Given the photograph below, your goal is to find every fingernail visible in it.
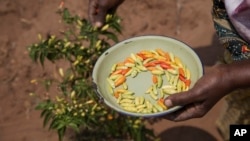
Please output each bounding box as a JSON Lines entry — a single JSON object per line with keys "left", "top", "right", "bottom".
{"left": 164, "top": 99, "right": 173, "bottom": 107}
{"left": 95, "top": 22, "right": 102, "bottom": 28}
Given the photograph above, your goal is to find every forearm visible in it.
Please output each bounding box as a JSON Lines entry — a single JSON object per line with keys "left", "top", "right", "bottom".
{"left": 218, "top": 59, "right": 250, "bottom": 92}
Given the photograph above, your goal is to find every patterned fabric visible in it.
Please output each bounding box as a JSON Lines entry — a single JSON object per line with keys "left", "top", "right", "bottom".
{"left": 212, "top": 0, "right": 250, "bottom": 141}
{"left": 212, "top": 0, "right": 250, "bottom": 61}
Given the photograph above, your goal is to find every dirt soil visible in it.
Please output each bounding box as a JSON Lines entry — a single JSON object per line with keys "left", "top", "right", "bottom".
{"left": 0, "top": 0, "right": 225, "bottom": 141}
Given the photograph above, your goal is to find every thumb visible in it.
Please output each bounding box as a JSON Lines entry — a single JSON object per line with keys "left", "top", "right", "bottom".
{"left": 88, "top": 0, "right": 107, "bottom": 28}
{"left": 92, "top": 8, "right": 107, "bottom": 27}
{"left": 164, "top": 90, "right": 197, "bottom": 108}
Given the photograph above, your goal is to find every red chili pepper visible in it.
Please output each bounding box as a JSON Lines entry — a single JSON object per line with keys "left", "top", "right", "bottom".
{"left": 159, "top": 64, "right": 170, "bottom": 69}
{"left": 241, "top": 45, "right": 250, "bottom": 53}
{"left": 178, "top": 68, "right": 185, "bottom": 78}
{"left": 121, "top": 68, "right": 131, "bottom": 75}
{"left": 144, "top": 62, "right": 157, "bottom": 67}
{"left": 179, "top": 75, "right": 191, "bottom": 87}
{"left": 136, "top": 53, "right": 147, "bottom": 60}
{"left": 179, "top": 74, "right": 186, "bottom": 82}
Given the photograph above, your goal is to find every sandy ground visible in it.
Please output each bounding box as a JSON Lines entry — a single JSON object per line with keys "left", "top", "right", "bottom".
{"left": 0, "top": 0, "right": 225, "bottom": 141}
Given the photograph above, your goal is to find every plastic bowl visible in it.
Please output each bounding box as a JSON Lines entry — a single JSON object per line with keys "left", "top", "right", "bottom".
{"left": 92, "top": 35, "right": 203, "bottom": 117}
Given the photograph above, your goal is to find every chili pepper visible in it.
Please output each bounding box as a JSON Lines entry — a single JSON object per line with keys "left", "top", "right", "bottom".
{"left": 178, "top": 68, "right": 185, "bottom": 78}
{"left": 115, "top": 75, "right": 126, "bottom": 87}
{"left": 101, "top": 24, "right": 109, "bottom": 31}
{"left": 156, "top": 48, "right": 166, "bottom": 56}
{"left": 146, "top": 67, "right": 156, "bottom": 71}
{"left": 160, "top": 63, "right": 172, "bottom": 70}
{"left": 114, "top": 91, "right": 120, "bottom": 99}
{"left": 157, "top": 99, "right": 167, "bottom": 109}
{"left": 136, "top": 53, "right": 147, "bottom": 60}
{"left": 144, "top": 62, "right": 157, "bottom": 67}
{"left": 179, "top": 75, "right": 191, "bottom": 87}
{"left": 124, "top": 57, "right": 134, "bottom": 63}
{"left": 179, "top": 74, "right": 186, "bottom": 82}
{"left": 184, "top": 79, "right": 191, "bottom": 87}
{"left": 152, "top": 75, "right": 158, "bottom": 84}
{"left": 110, "top": 69, "right": 123, "bottom": 76}
{"left": 242, "top": 45, "right": 250, "bottom": 53}
{"left": 151, "top": 70, "right": 165, "bottom": 75}
{"left": 121, "top": 68, "right": 131, "bottom": 75}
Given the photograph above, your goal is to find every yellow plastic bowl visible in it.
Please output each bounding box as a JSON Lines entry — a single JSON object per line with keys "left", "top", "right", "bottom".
{"left": 92, "top": 35, "right": 203, "bottom": 117}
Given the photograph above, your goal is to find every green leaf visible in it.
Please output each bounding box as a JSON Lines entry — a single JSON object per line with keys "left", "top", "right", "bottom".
{"left": 58, "top": 127, "right": 66, "bottom": 141}
{"left": 49, "top": 119, "right": 59, "bottom": 130}
{"left": 62, "top": 8, "right": 75, "bottom": 24}
{"left": 56, "top": 122, "right": 66, "bottom": 130}
{"left": 28, "top": 47, "right": 39, "bottom": 62}
{"left": 39, "top": 52, "right": 45, "bottom": 66}
{"left": 102, "top": 31, "right": 119, "bottom": 42}
{"left": 111, "top": 22, "right": 122, "bottom": 33}
{"left": 43, "top": 111, "right": 53, "bottom": 127}
{"left": 68, "top": 123, "right": 80, "bottom": 132}
{"left": 35, "top": 101, "right": 51, "bottom": 110}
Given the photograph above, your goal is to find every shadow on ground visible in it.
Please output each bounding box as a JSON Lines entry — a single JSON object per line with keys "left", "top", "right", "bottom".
{"left": 193, "top": 34, "right": 224, "bottom": 66}
{"left": 158, "top": 125, "right": 217, "bottom": 141}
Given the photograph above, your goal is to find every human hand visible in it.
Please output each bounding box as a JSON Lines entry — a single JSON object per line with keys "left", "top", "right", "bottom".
{"left": 88, "top": 0, "right": 124, "bottom": 27}
{"left": 163, "top": 65, "right": 232, "bottom": 121}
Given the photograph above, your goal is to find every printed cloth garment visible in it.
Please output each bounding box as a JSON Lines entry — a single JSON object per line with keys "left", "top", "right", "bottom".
{"left": 213, "top": 0, "right": 250, "bottom": 61}
{"left": 224, "top": 0, "right": 250, "bottom": 43}
{"left": 212, "top": 0, "right": 250, "bottom": 141}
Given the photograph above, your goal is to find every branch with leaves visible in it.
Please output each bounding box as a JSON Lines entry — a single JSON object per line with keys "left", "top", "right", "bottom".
{"left": 28, "top": 8, "right": 157, "bottom": 141}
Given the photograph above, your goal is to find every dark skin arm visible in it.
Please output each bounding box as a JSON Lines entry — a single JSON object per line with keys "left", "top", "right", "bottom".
{"left": 88, "top": 0, "right": 250, "bottom": 121}
{"left": 164, "top": 59, "right": 250, "bottom": 121}
{"left": 88, "top": 0, "right": 125, "bottom": 27}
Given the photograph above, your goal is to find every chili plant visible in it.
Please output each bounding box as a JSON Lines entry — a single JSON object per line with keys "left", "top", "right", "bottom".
{"left": 28, "top": 7, "right": 157, "bottom": 141}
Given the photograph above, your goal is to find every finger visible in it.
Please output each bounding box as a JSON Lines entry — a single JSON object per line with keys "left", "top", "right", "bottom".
{"left": 92, "top": 8, "right": 107, "bottom": 27}
{"left": 88, "top": 0, "right": 107, "bottom": 27}
{"left": 164, "top": 90, "right": 198, "bottom": 108}
{"left": 164, "top": 103, "right": 205, "bottom": 121}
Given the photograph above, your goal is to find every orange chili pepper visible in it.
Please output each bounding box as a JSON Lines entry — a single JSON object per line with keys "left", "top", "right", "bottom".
{"left": 116, "top": 62, "right": 125, "bottom": 66}
{"left": 156, "top": 48, "right": 166, "bottom": 56}
{"left": 146, "top": 67, "right": 156, "bottom": 71}
{"left": 124, "top": 57, "right": 134, "bottom": 63}
{"left": 185, "top": 79, "right": 191, "bottom": 87}
{"left": 164, "top": 52, "right": 171, "bottom": 61}
{"left": 159, "top": 98, "right": 164, "bottom": 103}
{"left": 114, "top": 91, "right": 120, "bottom": 99}
{"left": 121, "top": 68, "right": 131, "bottom": 75}
{"left": 115, "top": 75, "right": 126, "bottom": 87}
{"left": 110, "top": 69, "right": 123, "bottom": 76}
{"left": 150, "top": 60, "right": 161, "bottom": 64}
{"left": 157, "top": 98, "right": 167, "bottom": 109}
{"left": 152, "top": 75, "right": 158, "bottom": 84}
{"left": 136, "top": 53, "right": 147, "bottom": 60}
{"left": 144, "top": 62, "right": 157, "bottom": 67}
{"left": 144, "top": 53, "right": 154, "bottom": 58}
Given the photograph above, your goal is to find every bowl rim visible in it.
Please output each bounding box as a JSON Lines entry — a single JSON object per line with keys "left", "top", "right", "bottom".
{"left": 92, "top": 35, "right": 204, "bottom": 117}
